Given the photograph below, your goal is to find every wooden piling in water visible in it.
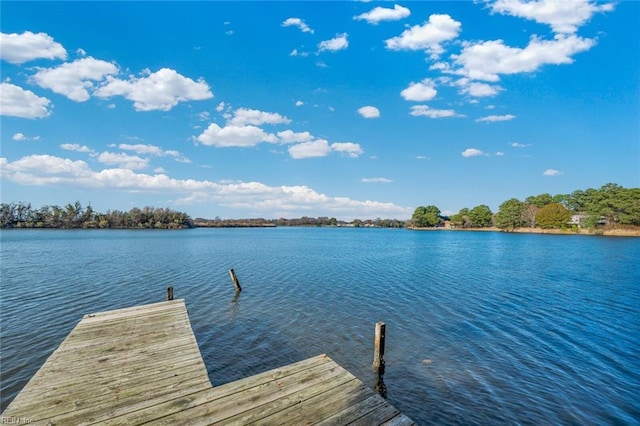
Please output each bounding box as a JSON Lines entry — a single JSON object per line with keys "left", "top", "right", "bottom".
{"left": 228, "top": 268, "right": 242, "bottom": 292}
{"left": 167, "top": 286, "right": 174, "bottom": 301}
{"left": 373, "top": 321, "right": 386, "bottom": 374}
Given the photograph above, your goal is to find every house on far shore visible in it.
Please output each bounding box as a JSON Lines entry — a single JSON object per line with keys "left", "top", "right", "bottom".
{"left": 570, "top": 214, "right": 606, "bottom": 227}
{"left": 570, "top": 214, "right": 587, "bottom": 226}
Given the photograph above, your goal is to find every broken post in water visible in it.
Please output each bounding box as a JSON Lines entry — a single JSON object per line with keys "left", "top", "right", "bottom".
{"left": 167, "top": 286, "right": 174, "bottom": 301}
{"left": 229, "top": 268, "right": 242, "bottom": 292}
{"left": 373, "top": 321, "right": 386, "bottom": 374}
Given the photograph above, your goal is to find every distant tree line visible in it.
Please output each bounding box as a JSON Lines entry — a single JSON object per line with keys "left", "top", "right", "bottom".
{"left": 193, "top": 217, "right": 277, "bottom": 228}
{"left": 0, "top": 201, "right": 194, "bottom": 229}
{"left": 7, "top": 183, "right": 635, "bottom": 231}
{"left": 1, "top": 202, "right": 405, "bottom": 230}
{"left": 272, "top": 216, "right": 405, "bottom": 228}
{"left": 194, "top": 216, "right": 406, "bottom": 228}
{"left": 412, "top": 183, "right": 640, "bottom": 230}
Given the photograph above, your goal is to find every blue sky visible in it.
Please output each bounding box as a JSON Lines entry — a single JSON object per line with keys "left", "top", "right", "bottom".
{"left": 1, "top": 1, "right": 638, "bottom": 220}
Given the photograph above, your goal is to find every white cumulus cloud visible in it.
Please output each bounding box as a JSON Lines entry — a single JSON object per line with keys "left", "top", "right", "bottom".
{"left": 1, "top": 155, "right": 93, "bottom": 181}
{"left": 277, "top": 130, "right": 314, "bottom": 144}
{"left": 410, "top": 105, "right": 457, "bottom": 118}
{"left": 12, "top": 133, "right": 41, "bottom": 142}
{"left": 119, "top": 143, "right": 168, "bottom": 156}
{"left": 447, "top": 34, "right": 595, "bottom": 82}
{"left": 197, "top": 123, "right": 278, "bottom": 147}
{"left": 401, "top": 79, "right": 437, "bottom": 102}
{"left": 118, "top": 144, "right": 190, "bottom": 163}
{"left": 282, "top": 17, "right": 314, "bottom": 33}
{"left": 95, "top": 68, "right": 213, "bottom": 111}
{"left": 318, "top": 33, "right": 349, "bottom": 52}
{"left": 60, "top": 143, "right": 95, "bottom": 153}
{"left": 32, "top": 57, "right": 119, "bottom": 102}
{"left": 491, "top": 0, "right": 614, "bottom": 34}
{"left": 476, "top": 114, "right": 515, "bottom": 122}
{"left": 331, "top": 142, "right": 364, "bottom": 158}
{"left": 97, "top": 152, "right": 149, "bottom": 170}
{"left": 357, "top": 105, "right": 380, "bottom": 118}
{"left": 543, "top": 168, "right": 561, "bottom": 176}
{"left": 290, "top": 49, "right": 310, "bottom": 58}
{"left": 0, "top": 155, "right": 413, "bottom": 219}
{"left": 362, "top": 177, "right": 393, "bottom": 183}
{"left": 288, "top": 140, "right": 332, "bottom": 159}
{"left": 385, "top": 14, "right": 461, "bottom": 57}
{"left": 354, "top": 4, "right": 411, "bottom": 24}
{"left": 0, "top": 82, "right": 52, "bottom": 118}
{"left": 0, "top": 31, "right": 67, "bottom": 64}
{"left": 229, "top": 108, "right": 291, "bottom": 126}
{"left": 456, "top": 78, "right": 502, "bottom": 97}
{"left": 462, "top": 148, "right": 485, "bottom": 157}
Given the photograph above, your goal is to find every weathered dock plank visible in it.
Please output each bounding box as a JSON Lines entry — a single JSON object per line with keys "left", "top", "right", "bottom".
{"left": 105, "top": 353, "right": 415, "bottom": 426}
{"left": 2, "top": 299, "right": 415, "bottom": 426}
{"left": 2, "top": 299, "right": 211, "bottom": 425}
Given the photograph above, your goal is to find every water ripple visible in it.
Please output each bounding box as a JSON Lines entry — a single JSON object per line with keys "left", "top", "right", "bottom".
{"left": 1, "top": 228, "right": 639, "bottom": 425}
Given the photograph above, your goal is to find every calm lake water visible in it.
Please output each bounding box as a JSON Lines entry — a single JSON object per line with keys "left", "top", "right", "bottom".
{"left": 1, "top": 228, "right": 639, "bottom": 424}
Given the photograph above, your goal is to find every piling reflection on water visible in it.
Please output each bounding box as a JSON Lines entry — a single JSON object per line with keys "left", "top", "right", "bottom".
{"left": 375, "top": 373, "right": 388, "bottom": 399}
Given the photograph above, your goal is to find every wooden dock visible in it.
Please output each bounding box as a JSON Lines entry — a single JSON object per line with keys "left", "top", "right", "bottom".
{"left": 2, "top": 299, "right": 415, "bottom": 425}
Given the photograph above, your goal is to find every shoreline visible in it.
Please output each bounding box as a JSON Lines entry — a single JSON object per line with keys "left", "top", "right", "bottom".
{"left": 412, "top": 226, "right": 640, "bottom": 237}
